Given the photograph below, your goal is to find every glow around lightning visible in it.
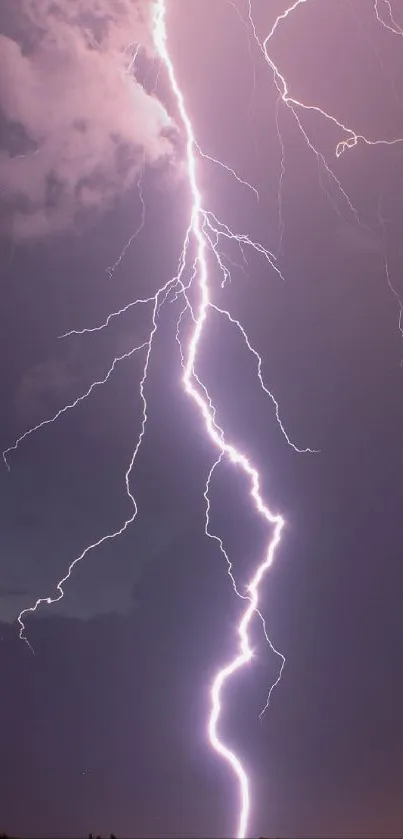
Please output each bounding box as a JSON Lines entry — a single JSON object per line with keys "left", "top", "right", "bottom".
{"left": 6, "top": 1, "right": 403, "bottom": 837}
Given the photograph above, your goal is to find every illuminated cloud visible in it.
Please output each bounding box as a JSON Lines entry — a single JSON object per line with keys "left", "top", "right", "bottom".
{"left": 0, "top": 0, "right": 173, "bottom": 238}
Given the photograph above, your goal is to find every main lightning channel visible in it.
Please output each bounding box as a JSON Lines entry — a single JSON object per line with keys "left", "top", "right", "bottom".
{"left": 153, "top": 4, "right": 285, "bottom": 837}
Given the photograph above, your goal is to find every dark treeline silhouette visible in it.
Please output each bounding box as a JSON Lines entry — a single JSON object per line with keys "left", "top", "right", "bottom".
{"left": 0, "top": 834, "right": 118, "bottom": 839}
{"left": 0, "top": 834, "right": 277, "bottom": 839}
{"left": 0, "top": 834, "right": 275, "bottom": 839}
{"left": 0, "top": 834, "right": 278, "bottom": 839}
{"left": 89, "top": 834, "right": 117, "bottom": 839}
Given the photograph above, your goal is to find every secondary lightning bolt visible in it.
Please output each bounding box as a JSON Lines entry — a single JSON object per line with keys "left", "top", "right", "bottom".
{"left": 241, "top": 0, "right": 403, "bottom": 261}
{"left": 14, "top": 274, "right": 177, "bottom": 647}
{"left": 250, "top": 0, "right": 403, "bottom": 159}
{"left": 246, "top": 0, "right": 403, "bottom": 349}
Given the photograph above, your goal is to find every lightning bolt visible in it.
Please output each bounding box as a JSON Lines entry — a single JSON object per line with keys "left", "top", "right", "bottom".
{"left": 153, "top": 4, "right": 288, "bottom": 837}
{"left": 7, "top": 1, "right": 403, "bottom": 836}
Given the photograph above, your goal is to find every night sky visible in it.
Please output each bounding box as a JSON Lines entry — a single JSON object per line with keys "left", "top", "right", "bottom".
{"left": 2, "top": 1, "right": 403, "bottom": 837}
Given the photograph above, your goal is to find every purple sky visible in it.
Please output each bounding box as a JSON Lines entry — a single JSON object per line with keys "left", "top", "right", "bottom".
{"left": 2, "top": 1, "right": 403, "bottom": 837}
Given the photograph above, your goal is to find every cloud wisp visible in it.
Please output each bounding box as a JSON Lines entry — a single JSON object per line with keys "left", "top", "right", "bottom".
{"left": 0, "top": 0, "right": 173, "bottom": 238}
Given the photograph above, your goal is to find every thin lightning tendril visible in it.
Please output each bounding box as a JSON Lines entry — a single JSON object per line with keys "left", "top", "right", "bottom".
{"left": 374, "top": 0, "right": 403, "bottom": 37}
{"left": 2, "top": 342, "right": 149, "bottom": 471}
{"left": 210, "top": 302, "right": 317, "bottom": 455}
{"left": 195, "top": 140, "right": 260, "bottom": 202}
{"left": 106, "top": 156, "right": 146, "bottom": 279}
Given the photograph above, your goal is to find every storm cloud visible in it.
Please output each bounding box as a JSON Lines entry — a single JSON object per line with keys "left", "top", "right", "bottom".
{"left": 0, "top": 0, "right": 173, "bottom": 238}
